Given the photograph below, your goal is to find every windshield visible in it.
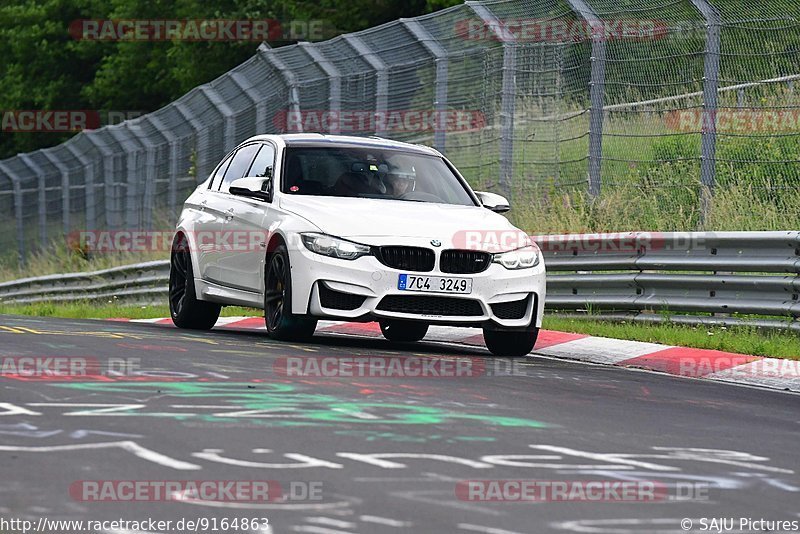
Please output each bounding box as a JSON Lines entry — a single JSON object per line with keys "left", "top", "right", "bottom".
{"left": 281, "top": 146, "right": 476, "bottom": 206}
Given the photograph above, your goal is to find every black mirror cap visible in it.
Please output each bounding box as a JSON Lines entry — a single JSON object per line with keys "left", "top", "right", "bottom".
{"left": 487, "top": 203, "right": 511, "bottom": 213}
{"left": 230, "top": 183, "right": 271, "bottom": 202}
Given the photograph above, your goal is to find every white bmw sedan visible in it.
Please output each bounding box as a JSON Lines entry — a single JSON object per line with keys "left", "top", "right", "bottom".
{"left": 169, "top": 134, "right": 545, "bottom": 357}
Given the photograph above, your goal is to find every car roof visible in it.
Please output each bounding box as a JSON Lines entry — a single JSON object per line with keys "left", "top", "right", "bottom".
{"left": 245, "top": 133, "right": 442, "bottom": 156}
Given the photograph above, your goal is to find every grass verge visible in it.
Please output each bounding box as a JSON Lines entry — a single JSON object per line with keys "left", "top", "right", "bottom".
{"left": 0, "top": 301, "right": 797, "bottom": 360}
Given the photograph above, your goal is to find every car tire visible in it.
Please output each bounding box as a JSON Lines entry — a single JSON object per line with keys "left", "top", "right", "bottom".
{"left": 264, "top": 243, "right": 318, "bottom": 341}
{"left": 483, "top": 325, "right": 539, "bottom": 357}
{"left": 379, "top": 320, "right": 429, "bottom": 342}
{"left": 169, "top": 234, "right": 221, "bottom": 330}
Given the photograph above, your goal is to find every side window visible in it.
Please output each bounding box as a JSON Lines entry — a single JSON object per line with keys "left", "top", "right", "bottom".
{"left": 247, "top": 144, "right": 275, "bottom": 178}
{"left": 209, "top": 153, "right": 234, "bottom": 191}
{"left": 219, "top": 144, "right": 260, "bottom": 193}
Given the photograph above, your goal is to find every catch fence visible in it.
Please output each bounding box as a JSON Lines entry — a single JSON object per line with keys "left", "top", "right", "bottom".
{"left": 1, "top": 0, "right": 798, "bottom": 266}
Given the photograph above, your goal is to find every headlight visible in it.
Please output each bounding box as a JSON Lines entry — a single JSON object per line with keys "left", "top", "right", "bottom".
{"left": 301, "top": 233, "right": 371, "bottom": 260}
{"left": 492, "top": 245, "right": 540, "bottom": 270}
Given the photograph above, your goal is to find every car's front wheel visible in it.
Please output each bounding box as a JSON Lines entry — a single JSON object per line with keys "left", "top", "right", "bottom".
{"left": 169, "top": 234, "right": 221, "bottom": 330}
{"left": 264, "top": 244, "right": 318, "bottom": 341}
{"left": 483, "top": 325, "right": 539, "bottom": 357}
{"left": 379, "top": 320, "right": 429, "bottom": 342}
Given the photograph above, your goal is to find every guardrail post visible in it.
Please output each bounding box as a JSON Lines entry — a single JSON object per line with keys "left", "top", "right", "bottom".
{"left": 343, "top": 35, "right": 389, "bottom": 137}
{"left": 258, "top": 43, "right": 301, "bottom": 133}
{"left": 18, "top": 154, "right": 47, "bottom": 245}
{"left": 41, "top": 150, "right": 71, "bottom": 236}
{"left": 466, "top": 3, "right": 516, "bottom": 198}
{"left": 401, "top": 19, "right": 448, "bottom": 153}
{"left": 565, "top": 0, "right": 607, "bottom": 198}
{"left": 299, "top": 42, "right": 341, "bottom": 135}
{"left": 689, "top": 0, "right": 721, "bottom": 224}
{"left": 0, "top": 162, "right": 25, "bottom": 265}
{"left": 65, "top": 142, "right": 96, "bottom": 232}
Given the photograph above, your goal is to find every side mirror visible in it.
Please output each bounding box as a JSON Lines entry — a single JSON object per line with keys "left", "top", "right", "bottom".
{"left": 229, "top": 176, "right": 272, "bottom": 202}
{"left": 474, "top": 191, "right": 510, "bottom": 213}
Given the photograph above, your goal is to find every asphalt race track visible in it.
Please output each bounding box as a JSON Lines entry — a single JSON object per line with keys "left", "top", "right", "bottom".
{"left": 1, "top": 314, "right": 799, "bottom": 534}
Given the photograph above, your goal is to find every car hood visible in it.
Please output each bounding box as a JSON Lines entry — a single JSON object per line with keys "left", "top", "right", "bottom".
{"left": 278, "top": 195, "right": 525, "bottom": 250}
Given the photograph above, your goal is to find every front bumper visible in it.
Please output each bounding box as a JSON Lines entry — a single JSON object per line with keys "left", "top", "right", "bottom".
{"left": 288, "top": 236, "right": 546, "bottom": 329}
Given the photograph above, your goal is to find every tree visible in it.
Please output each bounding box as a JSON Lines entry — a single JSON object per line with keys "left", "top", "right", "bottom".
{"left": 0, "top": 0, "right": 440, "bottom": 159}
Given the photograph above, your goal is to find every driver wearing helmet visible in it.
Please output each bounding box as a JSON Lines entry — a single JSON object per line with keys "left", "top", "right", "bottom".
{"left": 383, "top": 171, "right": 416, "bottom": 197}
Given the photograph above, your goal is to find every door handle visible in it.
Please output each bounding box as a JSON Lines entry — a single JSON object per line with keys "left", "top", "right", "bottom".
{"left": 225, "top": 207, "right": 234, "bottom": 221}
{"left": 199, "top": 199, "right": 208, "bottom": 211}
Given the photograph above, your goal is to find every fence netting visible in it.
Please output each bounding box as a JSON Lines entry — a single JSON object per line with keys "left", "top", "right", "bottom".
{"left": 1, "top": 0, "right": 798, "bottom": 265}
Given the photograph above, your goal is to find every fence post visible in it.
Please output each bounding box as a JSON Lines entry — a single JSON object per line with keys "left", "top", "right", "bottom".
{"left": 565, "top": 0, "right": 607, "bottom": 198}
{"left": 200, "top": 86, "right": 237, "bottom": 152}
{"left": 41, "top": 150, "right": 71, "bottom": 236}
{"left": 258, "top": 44, "right": 301, "bottom": 133}
{"left": 465, "top": 3, "right": 516, "bottom": 198}
{"left": 0, "top": 162, "right": 25, "bottom": 265}
{"left": 18, "top": 154, "right": 47, "bottom": 245}
{"left": 174, "top": 101, "right": 206, "bottom": 183}
{"left": 128, "top": 120, "right": 163, "bottom": 230}
{"left": 401, "top": 19, "right": 448, "bottom": 153}
{"left": 146, "top": 115, "right": 180, "bottom": 221}
{"left": 107, "top": 127, "right": 143, "bottom": 230}
{"left": 229, "top": 71, "right": 266, "bottom": 133}
{"left": 65, "top": 142, "right": 96, "bottom": 232}
{"left": 689, "top": 0, "right": 721, "bottom": 223}
{"left": 83, "top": 133, "right": 118, "bottom": 230}
{"left": 343, "top": 35, "right": 389, "bottom": 137}
{"left": 299, "top": 42, "right": 341, "bottom": 135}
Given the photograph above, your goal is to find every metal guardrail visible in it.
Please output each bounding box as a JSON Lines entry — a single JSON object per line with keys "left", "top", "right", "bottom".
{"left": 1, "top": 232, "right": 798, "bottom": 330}
{"left": 0, "top": 260, "right": 169, "bottom": 306}
{"left": 3, "top": 0, "right": 800, "bottom": 266}
{"left": 535, "top": 231, "right": 800, "bottom": 331}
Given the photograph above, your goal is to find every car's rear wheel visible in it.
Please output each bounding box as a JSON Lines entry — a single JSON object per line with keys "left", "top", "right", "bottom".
{"left": 483, "top": 325, "right": 539, "bottom": 357}
{"left": 264, "top": 244, "right": 317, "bottom": 341}
{"left": 169, "top": 235, "right": 221, "bottom": 330}
{"left": 379, "top": 320, "right": 429, "bottom": 343}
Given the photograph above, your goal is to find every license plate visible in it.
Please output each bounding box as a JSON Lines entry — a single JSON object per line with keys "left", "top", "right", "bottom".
{"left": 398, "top": 274, "right": 472, "bottom": 294}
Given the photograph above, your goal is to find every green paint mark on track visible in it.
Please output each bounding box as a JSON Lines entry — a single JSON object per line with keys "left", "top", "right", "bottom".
{"left": 54, "top": 382, "right": 548, "bottom": 428}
